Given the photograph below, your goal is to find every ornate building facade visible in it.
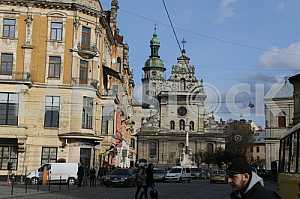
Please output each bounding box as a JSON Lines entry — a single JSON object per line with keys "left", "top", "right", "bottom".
{"left": 0, "top": 0, "right": 135, "bottom": 177}
{"left": 136, "top": 32, "right": 225, "bottom": 167}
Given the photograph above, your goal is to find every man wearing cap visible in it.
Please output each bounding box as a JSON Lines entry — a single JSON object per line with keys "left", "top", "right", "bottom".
{"left": 227, "top": 157, "right": 281, "bottom": 199}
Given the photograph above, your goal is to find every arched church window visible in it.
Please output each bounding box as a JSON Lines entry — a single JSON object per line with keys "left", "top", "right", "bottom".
{"left": 179, "top": 119, "right": 185, "bottom": 131}
{"left": 170, "top": 120, "right": 175, "bottom": 130}
{"left": 152, "top": 71, "right": 157, "bottom": 77}
{"left": 278, "top": 111, "right": 286, "bottom": 128}
{"left": 189, "top": 121, "right": 194, "bottom": 131}
{"left": 149, "top": 141, "right": 157, "bottom": 158}
{"left": 180, "top": 78, "right": 186, "bottom": 90}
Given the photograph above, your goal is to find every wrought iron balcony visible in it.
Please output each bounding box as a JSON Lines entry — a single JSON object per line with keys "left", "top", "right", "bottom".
{"left": 77, "top": 43, "right": 98, "bottom": 59}
{"left": 0, "top": 72, "right": 32, "bottom": 85}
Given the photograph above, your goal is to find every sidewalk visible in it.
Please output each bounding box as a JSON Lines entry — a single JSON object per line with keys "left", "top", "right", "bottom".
{"left": 0, "top": 182, "right": 80, "bottom": 199}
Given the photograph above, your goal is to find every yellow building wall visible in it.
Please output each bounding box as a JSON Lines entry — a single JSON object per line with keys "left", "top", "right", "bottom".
{"left": 31, "top": 16, "right": 47, "bottom": 83}
{"left": 16, "top": 15, "right": 26, "bottom": 74}
{"left": 63, "top": 18, "right": 73, "bottom": 85}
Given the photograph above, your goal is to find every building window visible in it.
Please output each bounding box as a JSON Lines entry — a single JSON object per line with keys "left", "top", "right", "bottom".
{"left": 48, "top": 56, "right": 61, "bottom": 78}
{"left": 101, "top": 106, "right": 114, "bottom": 135}
{"left": 179, "top": 119, "right": 185, "bottom": 131}
{"left": 41, "top": 147, "right": 57, "bottom": 165}
{"left": 0, "top": 53, "right": 13, "bottom": 75}
{"left": 207, "top": 143, "right": 214, "bottom": 154}
{"left": 80, "top": 60, "right": 88, "bottom": 84}
{"left": 44, "top": 96, "right": 60, "bottom": 128}
{"left": 0, "top": 93, "right": 18, "bottom": 125}
{"left": 170, "top": 120, "right": 175, "bottom": 130}
{"left": 278, "top": 116, "right": 286, "bottom": 128}
{"left": 256, "top": 146, "right": 260, "bottom": 153}
{"left": 50, "top": 22, "right": 63, "bottom": 41}
{"left": 81, "top": 26, "right": 91, "bottom": 50}
{"left": 117, "top": 57, "right": 122, "bottom": 72}
{"left": 149, "top": 141, "right": 157, "bottom": 158}
{"left": 82, "top": 97, "right": 93, "bottom": 129}
{"left": 3, "top": 19, "right": 15, "bottom": 38}
{"left": 130, "top": 138, "right": 135, "bottom": 149}
{"left": 189, "top": 121, "right": 194, "bottom": 131}
{"left": 0, "top": 146, "right": 18, "bottom": 170}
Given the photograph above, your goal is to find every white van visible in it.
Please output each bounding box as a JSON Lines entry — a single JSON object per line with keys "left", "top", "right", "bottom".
{"left": 26, "top": 169, "right": 40, "bottom": 184}
{"left": 165, "top": 166, "right": 192, "bottom": 183}
{"left": 39, "top": 163, "right": 79, "bottom": 185}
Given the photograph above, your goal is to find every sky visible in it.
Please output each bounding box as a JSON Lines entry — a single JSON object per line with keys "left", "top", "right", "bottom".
{"left": 102, "top": 0, "right": 300, "bottom": 127}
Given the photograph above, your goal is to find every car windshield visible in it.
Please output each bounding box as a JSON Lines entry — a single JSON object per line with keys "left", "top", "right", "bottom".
{"left": 111, "top": 169, "right": 131, "bottom": 175}
{"left": 169, "top": 168, "right": 182, "bottom": 173}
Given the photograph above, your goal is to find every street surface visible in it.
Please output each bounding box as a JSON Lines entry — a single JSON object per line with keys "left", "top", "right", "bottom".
{"left": 0, "top": 180, "right": 277, "bottom": 199}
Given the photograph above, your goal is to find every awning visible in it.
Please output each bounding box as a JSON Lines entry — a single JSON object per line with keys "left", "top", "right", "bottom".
{"left": 103, "top": 66, "right": 122, "bottom": 80}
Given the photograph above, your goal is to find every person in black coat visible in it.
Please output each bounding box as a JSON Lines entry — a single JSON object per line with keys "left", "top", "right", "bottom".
{"left": 77, "top": 164, "right": 84, "bottom": 187}
{"left": 227, "top": 157, "right": 281, "bottom": 199}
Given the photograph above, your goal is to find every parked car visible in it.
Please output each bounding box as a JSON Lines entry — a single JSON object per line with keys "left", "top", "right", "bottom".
{"left": 191, "top": 168, "right": 210, "bottom": 180}
{"left": 153, "top": 168, "right": 167, "bottom": 182}
{"left": 165, "top": 166, "right": 192, "bottom": 183}
{"left": 210, "top": 170, "right": 227, "bottom": 184}
{"left": 40, "top": 163, "right": 78, "bottom": 185}
{"left": 103, "top": 168, "right": 136, "bottom": 187}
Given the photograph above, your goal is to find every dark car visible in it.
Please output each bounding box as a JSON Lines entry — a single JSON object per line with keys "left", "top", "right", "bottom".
{"left": 103, "top": 168, "right": 136, "bottom": 187}
{"left": 153, "top": 168, "right": 167, "bottom": 182}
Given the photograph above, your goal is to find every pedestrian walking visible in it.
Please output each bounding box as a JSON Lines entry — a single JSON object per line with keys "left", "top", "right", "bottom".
{"left": 227, "top": 157, "right": 281, "bottom": 199}
{"left": 135, "top": 166, "right": 147, "bottom": 199}
{"left": 90, "top": 167, "right": 96, "bottom": 187}
{"left": 77, "top": 163, "right": 84, "bottom": 187}
{"left": 146, "top": 163, "right": 157, "bottom": 199}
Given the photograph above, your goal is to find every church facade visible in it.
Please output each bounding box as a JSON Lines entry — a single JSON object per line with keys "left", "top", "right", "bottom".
{"left": 136, "top": 32, "right": 226, "bottom": 167}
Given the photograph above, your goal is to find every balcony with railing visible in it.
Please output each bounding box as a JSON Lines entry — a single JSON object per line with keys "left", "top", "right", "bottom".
{"left": 0, "top": 72, "right": 32, "bottom": 85}
{"left": 77, "top": 42, "right": 98, "bottom": 59}
{"left": 72, "top": 77, "right": 99, "bottom": 89}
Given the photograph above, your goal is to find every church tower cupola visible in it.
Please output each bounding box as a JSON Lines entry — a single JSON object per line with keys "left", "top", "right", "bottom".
{"left": 150, "top": 31, "right": 160, "bottom": 58}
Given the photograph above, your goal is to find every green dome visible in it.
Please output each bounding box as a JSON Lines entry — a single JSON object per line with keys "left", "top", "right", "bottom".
{"left": 150, "top": 33, "right": 160, "bottom": 46}
{"left": 144, "top": 57, "right": 164, "bottom": 68}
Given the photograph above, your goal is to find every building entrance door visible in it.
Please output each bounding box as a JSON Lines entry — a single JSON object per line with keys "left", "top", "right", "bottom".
{"left": 80, "top": 148, "right": 91, "bottom": 169}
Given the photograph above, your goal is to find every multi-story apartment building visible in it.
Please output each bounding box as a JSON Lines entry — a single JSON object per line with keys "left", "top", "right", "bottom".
{"left": 264, "top": 78, "right": 293, "bottom": 170}
{"left": 0, "top": 0, "right": 134, "bottom": 177}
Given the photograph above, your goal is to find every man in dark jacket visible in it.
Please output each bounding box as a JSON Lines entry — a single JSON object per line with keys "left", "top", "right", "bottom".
{"left": 227, "top": 157, "right": 281, "bottom": 199}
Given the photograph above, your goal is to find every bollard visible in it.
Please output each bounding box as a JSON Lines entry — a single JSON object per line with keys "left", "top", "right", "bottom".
{"left": 25, "top": 179, "right": 28, "bottom": 193}
{"left": 59, "top": 176, "right": 61, "bottom": 191}
{"left": 37, "top": 179, "right": 39, "bottom": 192}
{"left": 48, "top": 176, "right": 51, "bottom": 192}
{"left": 10, "top": 178, "right": 14, "bottom": 196}
{"left": 67, "top": 179, "right": 70, "bottom": 192}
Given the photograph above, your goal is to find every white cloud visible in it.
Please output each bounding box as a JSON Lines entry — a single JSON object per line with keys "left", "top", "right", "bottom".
{"left": 276, "top": 1, "right": 286, "bottom": 12}
{"left": 218, "top": 0, "right": 238, "bottom": 22}
{"left": 259, "top": 42, "right": 300, "bottom": 69}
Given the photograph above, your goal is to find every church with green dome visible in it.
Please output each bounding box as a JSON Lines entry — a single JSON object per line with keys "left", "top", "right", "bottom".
{"left": 137, "top": 30, "right": 226, "bottom": 167}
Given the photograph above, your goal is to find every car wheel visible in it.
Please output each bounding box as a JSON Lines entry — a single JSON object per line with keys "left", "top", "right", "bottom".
{"left": 68, "top": 177, "right": 76, "bottom": 185}
{"left": 31, "top": 177, "right": 38, "bottom": 185}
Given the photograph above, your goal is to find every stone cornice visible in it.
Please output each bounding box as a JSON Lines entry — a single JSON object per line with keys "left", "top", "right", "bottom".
{"left": 0, "top": 0, "right": 101, "bottom": 17}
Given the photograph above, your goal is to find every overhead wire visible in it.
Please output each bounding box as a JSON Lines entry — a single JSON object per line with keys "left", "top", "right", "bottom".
{"left": 120, "top": 8, "right": 300, "bottom": 56}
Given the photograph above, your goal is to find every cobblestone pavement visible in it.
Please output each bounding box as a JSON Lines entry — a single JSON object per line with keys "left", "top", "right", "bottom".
{"left": 0, "top": 180, "right": 277, "bottom": 199}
